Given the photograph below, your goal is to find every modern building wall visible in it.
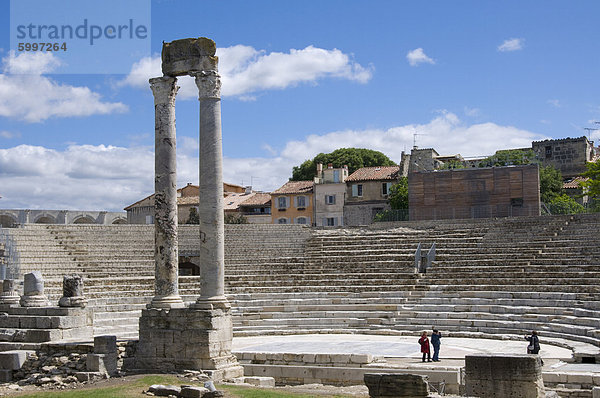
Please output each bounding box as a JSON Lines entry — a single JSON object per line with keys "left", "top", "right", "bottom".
{"left": 271, "top": 192, "right": 313, "bottom": 225}
{"left": 409, "top": 164, "right": 541, "bottom": 221}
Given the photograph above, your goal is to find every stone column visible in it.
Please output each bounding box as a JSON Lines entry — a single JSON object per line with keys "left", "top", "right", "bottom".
{"left": 192, "top": 71, "right": 228, "bottom": 309}
{"left": 58, "top": 274, "right": 87, "bottom": 308}
{"left": 148, "top": 76, "right": 184, "bottom": 309}
{"left": 0, "top": 280, "right": 20, "bottom": 306}
{"left": 20, "top": 271, "right": 50, "bottom": 307}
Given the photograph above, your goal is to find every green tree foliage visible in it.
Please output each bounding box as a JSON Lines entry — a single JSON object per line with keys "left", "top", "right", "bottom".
{"left": 539, "top": 165, "right": 563, "bottom": 204}
{"left": 290, "top": 148, "right": 396, "bottom": 181}
{"left": 186, "top": 207, "right": 199, "bottom": 224}
{"left": 438, "top": 159, "right": 465, "bottom": 170}
{"left": 224, "top": 213, "right": 249, "bottom": 224}
{"left": 478, "top": 149, "right": 536, "bottom": 168}
{"left": 389, "top": 177, "right": 409, "bottom": 210}
{"left": 548, "top": 194, "right": 585, "bottom": 215}
{"left": 373, "top": 209, "right": 409, "bottom": 222}
{"left": 581, "top": 159, "right": 600, "bottom": 204}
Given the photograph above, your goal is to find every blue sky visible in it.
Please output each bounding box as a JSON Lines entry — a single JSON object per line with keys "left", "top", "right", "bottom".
{"left": 1, "top": 0, "right": 599, "bottom": 211}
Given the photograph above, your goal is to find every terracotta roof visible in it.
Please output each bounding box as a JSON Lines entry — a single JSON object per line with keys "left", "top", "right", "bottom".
{"left": 272, "top": 180, "right": 313, "bottom": 195}
{"left": 124, "top": 182, "right": 240, "bottom": 210}
{"left": 346, "top": 166, "right": 400, "bottom": 182}
{"left": 223, "top": 192, "right": 257, "bottom": 210}
{"left": 239, "top": 193, "right": 271, "bottom": 206}
{"left": 178, "top": 196, "right": 199, "bottom": 205}
{"left": 563, "top": 176, "right": 588, "bottom": 189}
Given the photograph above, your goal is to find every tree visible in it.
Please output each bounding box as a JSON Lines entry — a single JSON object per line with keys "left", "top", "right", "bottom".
{"left": 548, "top": 194, "right": 585, "bottom": 215}
{"left": 224, "top": 213, "right": 249, "bottom": 224}
{"left": 539, "top": 165, "right": 563, "bottom": 204}
{"left": 478, "top": 149, "right": 536, "bottom": 168}
{"left": 389, "top": 177, "right": 408, "bottom": 210}
{"left": 290, "top": 148, "right": 396, "bottom": 181}
{"left": 186, "top": 207, "right": 199, "bottom": 224}
{"left": 580, "top": 159, "right": 600, "bottom": 206}
{"left": 439, "top": 160, "right": 465, "bottom": 170}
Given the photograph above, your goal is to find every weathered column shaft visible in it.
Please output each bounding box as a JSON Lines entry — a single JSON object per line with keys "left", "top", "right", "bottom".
{"left": 149, "top": 76, "right": 184, "bottom": 309}
{"left": 194, "top": 71, "right": 225, "bottom": 301}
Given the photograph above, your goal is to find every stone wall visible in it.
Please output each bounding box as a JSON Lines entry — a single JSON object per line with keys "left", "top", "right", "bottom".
{"left": 343, "top": 201, "right": 391, "bottom": 226}
{"left": 532, "top": 137, "right": 595, "bottom": 178}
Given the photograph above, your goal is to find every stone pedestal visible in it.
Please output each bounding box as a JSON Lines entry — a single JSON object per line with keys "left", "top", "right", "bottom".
{"left": 20, "top": 271, "right": 50, "bottom": 307}
{"left": 364, "top": 373, "right": 429, "bottom": 397}
{"left": 465, "top": 354, "right": 545, "bottom": 398}
{"left": 0, "top": 280, "right": 20, "bottom": 306}
{"left": 59, "top": 275, "right": 87, "bottom": 308}
{"left": 136, "top": 306, "right": 243, "bottom": 380}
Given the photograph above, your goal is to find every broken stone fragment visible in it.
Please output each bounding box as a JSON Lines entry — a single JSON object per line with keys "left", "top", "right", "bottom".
{"left": 161, "top": 37, "right": 218, "bottom": 77}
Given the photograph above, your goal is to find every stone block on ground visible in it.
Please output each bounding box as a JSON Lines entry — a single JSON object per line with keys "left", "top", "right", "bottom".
{"left": 0, "top": 350, "right": 31, "bottom": 370}
{"left": 244, "top": 376, "right": 275, "bottom": 387}
{"left": 0, "top": 369, "right": 12, "bottom": 382}
{"left": 364, "top": 373, "right": 429, "bottom": 397}
{"left": 181, "top": 386, "right": 209, "bottom": 398}
{"left": 86, "top": 353, "right": 117, "bottom": 375}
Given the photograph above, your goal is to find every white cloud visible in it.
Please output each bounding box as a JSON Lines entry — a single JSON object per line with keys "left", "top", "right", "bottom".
{"left": 120, "top": 45, "right": 373, "bottom": 99}
{"left": 464, "top": 107, "right": 481, "bottom": 117}
{"left": 497, "top": 38, "right": 524, "bottom": 52}
{"left": 0, "top": 130, "right": 20, "bottom": 139}
{"left": 0, "top": 113, "right": 547, "bottom": 211}
{"left": 406, "top": 48, "right": 435, "bottom": 67}
{"left": 547, "top": 99, "right": 561, "bottom": 108}
{"left": 0, "top": 52, "right": 128, "bottom": 122}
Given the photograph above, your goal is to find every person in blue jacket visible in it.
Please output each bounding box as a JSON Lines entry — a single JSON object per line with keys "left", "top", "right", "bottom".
{"left": 431, "top": 328, "right": 442, "bottom": 362}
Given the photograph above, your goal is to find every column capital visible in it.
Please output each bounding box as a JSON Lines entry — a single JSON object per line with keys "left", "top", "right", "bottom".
{"left": 192, "top": 70, "right": 221, "bottom": 99}
{"left": 149, "top": 76, "right": 179, "bottom": 106}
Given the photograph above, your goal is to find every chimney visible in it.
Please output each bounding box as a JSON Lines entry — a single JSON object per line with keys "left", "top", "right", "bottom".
{"left": 327, "top": 163, "right": 333, "bottom": 169}
{"left": 317, "top": 163, "right": 323, "bottom": 175}
{"left": 245, "top": 186, "right": 252, "bottom": 194}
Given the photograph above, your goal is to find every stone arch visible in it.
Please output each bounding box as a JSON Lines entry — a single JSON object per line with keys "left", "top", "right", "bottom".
{"left": 178, "top": 257, "right": 200, "bottom": 276}
{"left": 34, "top": 214, "right": 56, "bottom": 224}
{"left": 111, "top": 217, "right": 127, "bottom": 225}
{"left": 0, "top": 214, "right": 18, "bottom": 228}
{"left": 73, "top": 215, "right": 96, "bottom": 224}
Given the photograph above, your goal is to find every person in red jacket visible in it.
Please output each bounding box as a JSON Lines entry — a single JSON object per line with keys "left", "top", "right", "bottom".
{"left": 419, "top": 331, "right": 431, "bottom": 362}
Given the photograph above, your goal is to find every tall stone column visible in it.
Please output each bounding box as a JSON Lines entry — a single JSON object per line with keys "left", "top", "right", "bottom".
{"left": 192, "top": 71, "right": 228, "bottom": 309}
{"left": 148, "top": 76, "right": 184, "bottom": 309}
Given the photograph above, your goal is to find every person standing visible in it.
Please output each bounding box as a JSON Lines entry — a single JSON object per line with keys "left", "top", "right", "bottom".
{"left": 419, "top": 331, "right": 431, "bottom": 362}
{"left": 526, "top": 330, "right": 544, "bottom": 365}
{"left": 431, "top": 328, "right": 442, "bottom": 362}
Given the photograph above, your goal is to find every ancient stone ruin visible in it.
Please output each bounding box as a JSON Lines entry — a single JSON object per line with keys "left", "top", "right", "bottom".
{"left": 135, "top": 37, "right": 243, "bottom": 379}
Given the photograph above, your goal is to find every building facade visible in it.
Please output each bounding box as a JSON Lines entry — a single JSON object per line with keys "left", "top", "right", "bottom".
{"left": 409, "top": 164, "right": 541, "bottom": 221}
{"left": 271, "top": 180, "right": 313, "bottom": 225}
{"left": 532, "top": 136, "right": 596, "bottom": 178}
{"left": 238, "top": 193, "right": 272, "bottom": 224}
{"left": 343, "top": 166, "right": 400, "bottom": 226}
{"left": 314, "top": 163, "right": 348, "bottom": 227}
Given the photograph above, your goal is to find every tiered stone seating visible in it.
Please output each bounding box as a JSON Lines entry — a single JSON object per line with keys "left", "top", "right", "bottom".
{"left": 3, "top": 214, "right": 600, "bottom": 360}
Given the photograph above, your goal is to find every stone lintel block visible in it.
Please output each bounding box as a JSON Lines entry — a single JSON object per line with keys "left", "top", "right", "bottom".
{"left": 302, "top": 353, "right": 316, "bottom": 363}
{"left": 20, "top": 329, "right": 61, "bottom": 343}
{"left": 593, "top": 386, "right": 600, "bottom": 398}
{"left": 181, "top": 386, "right": 209, "bottom": 398}
{"left": 244, "top": 376, "right": 275, "bottom": 387}
{"left": 350, "top": 354, "right": 373, "bottom": 364}
{"left": 0, "top": 369, "right": 12, "bottom": 382}
{"left": 94, "top": 335, "right": 117, "bottom": 354}
{"left": 566, "top": 372, "right": 594, "bottom": 384}
{"left": 161, "top": 37, "right": 218, "bottom": 77}
{"left": 0, "top": 315, "right": 20, "bottom": 328}
{"left": 465, "top": 354, "right": 541, "bottom": 382}
{"left": 5, "top": 307, "right": 29, "bottom": 316}
{"left": 0, "top": 350, "right": 32, "bottom": 370}
{"left": 86, "top": 353, "right": 117, "bottom": 375}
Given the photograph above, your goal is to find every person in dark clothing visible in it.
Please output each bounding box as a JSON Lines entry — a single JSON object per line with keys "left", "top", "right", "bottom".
{"left": 419, "top": 331, "right": 431, "bottom": 362}
{"left": 431, "top": 328, "right": 442, "bottom": 362}
{"left": 526, "top": 330, "right": 544, "bottom": 365}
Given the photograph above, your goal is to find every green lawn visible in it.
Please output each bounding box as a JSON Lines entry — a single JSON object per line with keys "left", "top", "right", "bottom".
{"left": 12, "top": 375, "right": 351, "bottom": 398}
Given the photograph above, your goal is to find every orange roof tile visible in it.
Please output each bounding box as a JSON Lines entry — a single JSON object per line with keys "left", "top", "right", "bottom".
{"left": 346, "top": 166, "right": 400, "bottom": 182}
{"left": 239, "top": 192, "right": 271, "bottom": 206}
{"left": 272, "top": 180, "right": 313, "bottom": 195}
{"left": 563, "top": 176, "right": 588, "bottom": 189}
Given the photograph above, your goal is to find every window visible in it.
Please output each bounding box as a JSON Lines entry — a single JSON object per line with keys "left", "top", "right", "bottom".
{"left": 145, "top": 215, "right": 154, "bottom": 224}
{"left": 296, "top": 217, "right": 307, "bottom": 224}
{"left": 351, "top": 184, "right": 363, "bottom": 197}
{"left": 277, "top": 197, "right": 288, "bottom": 209}
{"left": 296, "top": 196, "right": 306, "bottom": 208}
{"left": 325, "top": 195, "right": 336, "bottom": 205}
{"left": 277, "top": 218, "right": 288, "bottom": 224}
{"left": 545, "top": 145, "right": 552, "bottom": 159}
{"left": 326, "top": 217, "right": 336, "bottom": 226}
{"left": 382, "top": 182, "right": 392, "bottom": 196}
